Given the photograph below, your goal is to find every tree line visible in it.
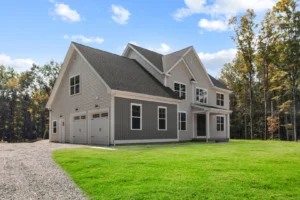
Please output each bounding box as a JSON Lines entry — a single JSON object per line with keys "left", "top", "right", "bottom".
{"left": 220, "top": 0, "right": 300, "bottom": 141}
{"left": 0, "top": 61, "right": 61, "bottom": 142}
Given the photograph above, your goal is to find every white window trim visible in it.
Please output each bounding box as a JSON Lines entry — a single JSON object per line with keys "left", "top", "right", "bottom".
{"left": 178, "top": 111, "right": 187, "bottom": 131}
{"left": 130, "top": 103, "right": 142, "bottom": 131}
{"left": 52, "top": 120, "right": 57, "bottom": 134}
{"left": 174, "top": 81, "right": 187, "bottom": 100}
{"left": 69, "top": 74, "right": 81, "bottom": 96}
{"left": 216, "top": 92, "right": 225, "bottom": 106}
{"left": 196, "top": 87, "right": 208, "bottom": 104}
{"left": 216, "top": 115, "right": 225, "bottom": 132}
{"left": 158, "top": 106, "right": 167, "bottom": 131}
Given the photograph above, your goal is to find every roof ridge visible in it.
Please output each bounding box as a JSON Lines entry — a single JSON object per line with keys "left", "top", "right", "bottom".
{"left": 72, "top": 41, "right": 133, "bottom": 61}
{"left": 129, "top": 43, "right": 163, "bottom": 56}
{"left": 163, "top": 46, "right": 192, "bottom": 57}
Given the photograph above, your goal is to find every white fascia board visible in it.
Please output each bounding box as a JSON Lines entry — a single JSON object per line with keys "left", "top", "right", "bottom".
{"left": 213, "top": 86, "right": 233, "bottom": 94}
{"left": 46, "top": 43, "right": 74, "bottom": 109}
{"left": 192, "top": 104, "right": 232, "bottom": 114}
{"left": 111, "top": 90, "right": 181, "bottom": 104}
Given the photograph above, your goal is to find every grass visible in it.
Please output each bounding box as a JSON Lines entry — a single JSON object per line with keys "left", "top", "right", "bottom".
{"left": 53, "top": 140, "right": 300, "bottom": 200}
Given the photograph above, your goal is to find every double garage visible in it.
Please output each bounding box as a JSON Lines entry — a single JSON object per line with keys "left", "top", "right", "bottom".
{"left": 69, "top": 108, "right": 110, "bottom": 145}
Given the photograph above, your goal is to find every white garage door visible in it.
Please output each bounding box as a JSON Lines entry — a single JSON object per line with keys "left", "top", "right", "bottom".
{"left": 90, "top": 112, "right": 109, "bottom": 145}
{"left": 72, "top": 115, "right": 87, "bottom": 144}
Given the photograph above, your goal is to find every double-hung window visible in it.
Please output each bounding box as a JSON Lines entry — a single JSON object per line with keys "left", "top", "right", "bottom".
{"left": 131, "top": 103, "right": 142, "bottom": 130}
{"left": 52, "top": 121, "right": 57, "bottom": 134}
{"left": 70, "top": 75, "right": 80, "bottom": 95}
{"left": 216, "top": 93, "right": 224, "bottom": 106}
{"left": 196, "top": 88, "right": 208, "bottom": 104}
{"left": 178, "top": 112, "right": 187, "bottom": 131}
{"left": 217, "top": 116, "right": 225, "bottom": 131}
{"left": 174, "top": 82, "right": 186, "bottom": 100}
{"left": 158, "top": 107, "right": 167, "bottom": 130}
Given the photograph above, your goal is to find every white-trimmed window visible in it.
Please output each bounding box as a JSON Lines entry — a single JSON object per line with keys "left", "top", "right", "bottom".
{"left": 52, "top": 120, "right": 57, "bottom": 134}
{"left": 196, "top": 88, "right": 208, "bottom": 104}
{"left": 70, "top": 75, "right": 80, "bottom": 95}
{"left": 217, "top": 116, "right": 225, "bottom": 131}
{"left": 178, "top": 112, "right": 187, "bottom": 131}
{"left": 217, "top": 93, "right": 224, "bottom": 106}
{"left": 174, "top": 82, "right": 186, "bottom": 100}
{"left": 158, "top": 106, "right": 167, "bottom": 131}
{"left": 131, "top": 103, "right": 142, "bottom": 130}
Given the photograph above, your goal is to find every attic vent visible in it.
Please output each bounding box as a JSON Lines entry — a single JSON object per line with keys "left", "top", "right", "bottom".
{"left": 73, "top": 53, "right": 77, "bottom": 61}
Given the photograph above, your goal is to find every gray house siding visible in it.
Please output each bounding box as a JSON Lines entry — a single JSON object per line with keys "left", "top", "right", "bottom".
{"left": 165, "top": 61, "right": 194, "bottom": 141}
{"left": 114, "top": 97, "right": 177, "bottom": 140}
{"left": 50, "top": 51, "right": 111, "bottom": 143}
{"left": 127, "top": 49, "right": 164, "bottom": 84}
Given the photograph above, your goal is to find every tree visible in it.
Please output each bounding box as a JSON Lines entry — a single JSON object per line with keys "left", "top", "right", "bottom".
{"left": 273, "top": 0, "right": 300, "bottom": 141}
{"left": 229, "top": 9, "right": 258, "bottom": 139}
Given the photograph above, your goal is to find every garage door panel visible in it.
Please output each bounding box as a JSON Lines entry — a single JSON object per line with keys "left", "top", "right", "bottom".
{"left": 72, "top": 115, "right": 87, "bottom": 144}
{"left": 90, "top": 111, "right": 109, "bottom": 145}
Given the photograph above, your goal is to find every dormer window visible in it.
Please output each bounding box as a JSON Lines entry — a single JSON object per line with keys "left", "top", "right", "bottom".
{"left": 174, "top": 82, "right": 186, "bottom": 100}
{"left": 196, "top": 88, "right": 208, "bottom": 104}
{"left": 70, "top": 75, "right": 80, "bottom": 95}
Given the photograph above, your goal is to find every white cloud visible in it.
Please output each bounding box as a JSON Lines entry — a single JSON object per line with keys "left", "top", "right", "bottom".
{"left": 198, "top": 18, "right": 228, "bottom": 31}
{"left": 53, "top": 3, "right": 81, "bottom": 22}
{"left": 111, "top": 5, "right": 130, "bottom": 24}
{"left": 63, "top": 35, "right": 104, "bottom": 44}
{"left": 198, "top": 48, "right": 237, "bottom": 72}
{"left": 0, "top": 54, "right": 36, "bottom": 72}
{"left": 173, "top": 0, "right": 277, "bottom": 21}
{"left": 156, "top": 44, "right": 171, "bottom": 54}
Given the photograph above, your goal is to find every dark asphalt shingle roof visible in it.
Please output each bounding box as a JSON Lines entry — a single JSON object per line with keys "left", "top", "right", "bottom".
{"left": 208, "top": 74, "right": 230, "bottom": 90}
{"left": 129, "top": 44, "right": 164, "bottom": 72}
{"left": 73, "top": 42, "right": 180, "bottom": 99}
{"left": 130, "top": 44, "right": 230, "bottom": 91}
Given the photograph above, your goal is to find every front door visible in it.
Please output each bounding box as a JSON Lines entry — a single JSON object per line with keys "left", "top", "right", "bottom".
{"left": 197, "top": 114, "right": 206, "bottom": 137}
{"left": 60, "top": 118, "right": 65, "bottom": 143}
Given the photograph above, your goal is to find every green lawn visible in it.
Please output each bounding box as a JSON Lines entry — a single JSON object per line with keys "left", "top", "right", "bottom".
{"left": 53, "top": 140, "right": 300, "bottom": 200}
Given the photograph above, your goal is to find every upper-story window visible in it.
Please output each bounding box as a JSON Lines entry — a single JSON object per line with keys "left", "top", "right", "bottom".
{"left": 216, "top": 93, "right": 224, "bottom": 106}
{"left": 70, "top": 75, "right": 80, "bottom": 95}
{"left": 174, "top": 82, "right": 186, "bottom": 100}
{"left": 196, "top": 88, "right": 208, "bottom": 104}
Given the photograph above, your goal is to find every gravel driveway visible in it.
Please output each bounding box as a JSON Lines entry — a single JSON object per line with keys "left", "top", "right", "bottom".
{"left": 0, "top": 140, "right": 88, "bottom": 200}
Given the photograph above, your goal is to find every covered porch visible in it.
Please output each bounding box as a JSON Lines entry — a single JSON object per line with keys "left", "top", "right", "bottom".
{"left": 191, "top": 104, "right": 232, "bottom": 142}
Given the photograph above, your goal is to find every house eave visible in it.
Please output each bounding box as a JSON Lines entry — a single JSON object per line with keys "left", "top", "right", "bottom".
{"left": 111, "top": 90, "right": 182, "bottom": 104}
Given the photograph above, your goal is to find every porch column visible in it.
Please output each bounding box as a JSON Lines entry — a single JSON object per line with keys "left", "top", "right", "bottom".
{"left": 227, "top": 113, "right": 230, "bottom": 139}
{"left": 206, "top": 111, "right": 210, "bottom": 142}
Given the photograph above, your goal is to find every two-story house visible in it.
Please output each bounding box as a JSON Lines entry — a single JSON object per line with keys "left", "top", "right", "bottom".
{"left": 46, "top": 42, "right": 232, "bottom": 145}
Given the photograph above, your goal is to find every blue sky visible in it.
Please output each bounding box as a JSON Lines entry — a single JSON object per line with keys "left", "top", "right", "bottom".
{"left": 0, "top": 0, "right": 277, "bottom": 76}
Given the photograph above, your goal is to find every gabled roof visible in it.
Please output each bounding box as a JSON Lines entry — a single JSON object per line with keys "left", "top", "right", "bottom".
{"left": 129, "top": 44, "right": 164, "bottom": 72}
{"left": 162, "top": 46, "right": 192, "bottom": 72}
{"left": 128, "top": 44, "right": 230, "bottom": 91}
{"left": 73, "top": 42, "right": 179, "bottom": 100}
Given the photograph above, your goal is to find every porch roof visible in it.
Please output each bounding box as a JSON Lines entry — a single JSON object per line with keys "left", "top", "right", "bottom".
{"left": 191, "top": 104, "right": 232, "bottom": 114}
